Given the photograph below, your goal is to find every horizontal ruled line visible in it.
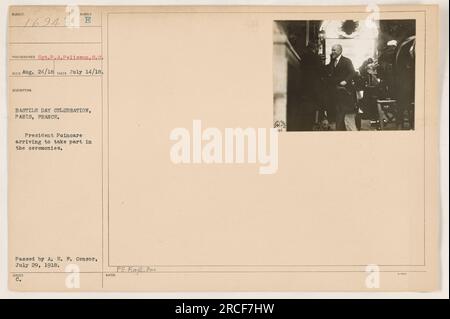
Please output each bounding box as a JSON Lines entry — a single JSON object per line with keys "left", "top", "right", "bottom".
{"left": 9, "top": 42, "right": 101, "bottom": 44}
{"left": 9, "top": 25, "right": 101, "bottom": 28}
{"left": 10, "top": 270, "right": 428, "bottom": 274}
{"left": 9, "top": 75, "right": 102, "bottom": 78}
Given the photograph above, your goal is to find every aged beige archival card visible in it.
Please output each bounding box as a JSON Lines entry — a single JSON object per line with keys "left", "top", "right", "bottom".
{"left": 8, "top": 5, "right": 440, "bottom": 291}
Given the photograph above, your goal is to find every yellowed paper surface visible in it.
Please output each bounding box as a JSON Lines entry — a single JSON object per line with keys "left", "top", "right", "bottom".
{"left": 8, "top": 5, "right": 440, "bottom": 291}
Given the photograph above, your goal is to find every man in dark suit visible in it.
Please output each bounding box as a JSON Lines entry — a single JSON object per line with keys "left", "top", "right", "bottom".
{"left": 326, "top": 44, "right": 357, "bottom": 131}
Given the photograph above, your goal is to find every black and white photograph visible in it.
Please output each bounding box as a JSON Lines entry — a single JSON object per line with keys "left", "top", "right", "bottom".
{"left": 273, "top": 19, "right": 416, "bottom": 131}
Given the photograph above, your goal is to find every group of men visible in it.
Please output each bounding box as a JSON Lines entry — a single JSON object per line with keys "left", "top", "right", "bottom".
{"left": 322, "top": 41, "right": 414, "bottom": 131}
